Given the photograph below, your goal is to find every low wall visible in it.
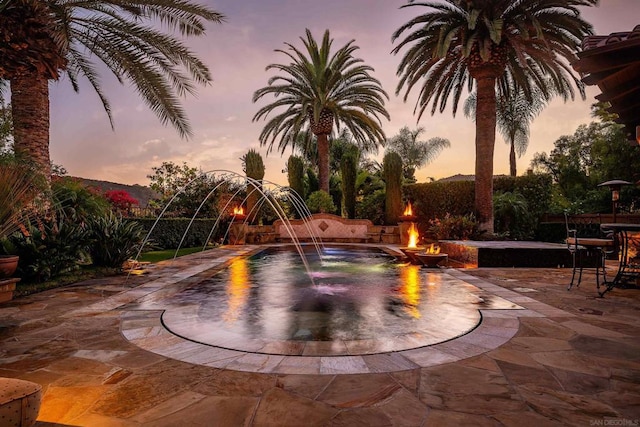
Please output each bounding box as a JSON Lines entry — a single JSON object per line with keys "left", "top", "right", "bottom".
{"left": 273, "top": 214, "right": 374, "bottom": 243}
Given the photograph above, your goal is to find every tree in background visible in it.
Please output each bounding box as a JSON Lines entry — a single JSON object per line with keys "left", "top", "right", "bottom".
{"left": 287, "top": 155, "right": 306, "bottom": 217}
{"left": 385, "top": 126, "right": 450, "bottom": 183}
{"left": 147, "top": 161, "right": 219, "bottom": 218}
{"left": 340, "top": 144, "right": 359, "bottom": 219}
{"left": 531, "top": 102, "right": 640, "bottom": 213}
{"left": 241, "top": 149, "right": 265, "bottom": 224}
{"left": 105, "top": 190, "right": 140, "bottom": 216}
{"left": 392, "top": 0, "right": 595, "bottom": 233}
{"left": 0, "top": 0, "right": 224, "bottom": 179}
{"left": 253, "top": 29, "right": 390, "bottom": 193}
{"left": 382, "top": 151, "right": 403, "bottom": 225}
{"left": 464, "top": 83, "right": 548, "bottom": 176}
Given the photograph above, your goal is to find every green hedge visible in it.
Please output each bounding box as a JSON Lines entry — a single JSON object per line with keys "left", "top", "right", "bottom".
{"left": 404, "top": 180, "right": 475, "bottom": 221}
{"left": 135, "top": 218, "right": 229, "bottom": 249}
{"left": 404, "top": 174, "right": 553, "bottom": 239}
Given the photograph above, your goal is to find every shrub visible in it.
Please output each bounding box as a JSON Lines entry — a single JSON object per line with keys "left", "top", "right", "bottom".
{"left": 356, "top": 189, "right": 386, "bottom": 225}
{"left": 382, "top": 152, "right": 403, "bottom": 224}
{"left": 87, "top": 213, "right": 148, "bottom": 268}
{"left": 8, "top": 218, "right": 91, "bottom": 282}
{"left": 0, "top": 156, "right": 46, "bottom": 241}
{"left": 405, "top": 174, "right": 553, "bottom": 240}
{"left": 135, "top": 218, "right": 229, "bottom": 249}
{"left": 493, "top": 191, "right": 535, "bottom": 240}
{"left": 404, "top": 180, "right": 475, "bottom": 221}
{"left": 52, "top": 176, "right": 110, "bottom": 223}
{"left": 428, "top": 214, "right": 480, "bottom": 240}
{"left": 306, "top": 190, "right": 336, "bottom": 214}
{"left": 105, "top": 189, "right": 139, "bottom": 214}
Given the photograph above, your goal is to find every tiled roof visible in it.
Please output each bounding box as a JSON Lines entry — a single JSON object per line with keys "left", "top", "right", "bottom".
{"left": 575, "top": 25, "right": 640, "bottom": 143}
{"left": 581, "top": 24, "right": 640, "bottom": 50}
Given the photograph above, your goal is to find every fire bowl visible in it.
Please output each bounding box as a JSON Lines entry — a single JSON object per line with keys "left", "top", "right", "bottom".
{"left": 415, "top": 253, "right": 448, "bottom": 268}
{"left": 399, "top": 215, "right": 417, "bottom": 222}
{"left": 399, "top": 248, "right": 421, "bottom": 264}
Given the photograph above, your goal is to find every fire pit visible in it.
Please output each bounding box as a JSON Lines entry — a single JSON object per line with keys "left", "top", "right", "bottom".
{"left": 400, "top": 248, "right": 421, "bottom": 264}
{"left": 232, "top": 206, "right": 246, "bottom": 221}
{"left": 415, "top": 252, "right": 448, "bottom": 268}
{"left": 415, "top": 244, "right": 448, "bottom": 268}
{"left": 399, "top": 201, "right": 417, "bottom": 223}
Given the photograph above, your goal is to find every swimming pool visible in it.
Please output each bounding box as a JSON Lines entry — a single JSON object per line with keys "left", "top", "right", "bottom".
{"left": 158, "top": 246, "right": 519, "bottom": 356}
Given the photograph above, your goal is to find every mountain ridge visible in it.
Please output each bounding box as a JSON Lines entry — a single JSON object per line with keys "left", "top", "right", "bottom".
{"left": 74, "top": 177, "right": 157, "bottom": 207}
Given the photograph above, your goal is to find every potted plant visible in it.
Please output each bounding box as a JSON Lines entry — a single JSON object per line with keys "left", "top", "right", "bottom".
{"left": 0, "top": 156, "right": 44, "bottom": 278}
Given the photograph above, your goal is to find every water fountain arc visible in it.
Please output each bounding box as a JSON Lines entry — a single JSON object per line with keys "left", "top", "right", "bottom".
{"left": 135, "top": 170, "right": 327, "bottom": 282}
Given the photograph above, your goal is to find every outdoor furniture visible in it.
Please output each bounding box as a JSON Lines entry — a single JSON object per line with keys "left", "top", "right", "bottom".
{"left": 599, "top": 223, "right": 640, "bottom": 296}
{"left": 564, "top": 213, "right": 615, "bottom": 291}
{"left": 0, "top": 378, "right": 42, "bottom": 426}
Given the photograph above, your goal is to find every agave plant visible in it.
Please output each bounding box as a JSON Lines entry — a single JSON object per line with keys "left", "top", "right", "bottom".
{"left": 87, "top": 212, "right": 148, "bottom": 269}
{"left": 0, "top": 158, "right": 45, "bottom": 242}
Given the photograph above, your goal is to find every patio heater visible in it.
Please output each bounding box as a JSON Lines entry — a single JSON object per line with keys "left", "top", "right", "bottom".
{"left": 598, "top": 180, "right": 631, "bottom": 223}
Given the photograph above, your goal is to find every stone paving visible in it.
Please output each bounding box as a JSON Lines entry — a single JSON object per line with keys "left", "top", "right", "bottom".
{"left": 0, "top": 245, "right": 639, "bottom": 426}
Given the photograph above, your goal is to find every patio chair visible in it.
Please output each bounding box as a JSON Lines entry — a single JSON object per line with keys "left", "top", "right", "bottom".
{"left": 564, "top": 212, "right": 615, "bottom": 291}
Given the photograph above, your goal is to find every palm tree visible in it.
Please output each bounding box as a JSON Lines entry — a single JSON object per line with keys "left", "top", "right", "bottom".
{"left": 0, "top": 0, "right": 224, "bottom": 179}
{"left": 386, "top": 126, "right": 451, "bottom": 183}
{"left": 392, "top": 0, "right": 595, "bottom": 233}
{"left": 253, "top": 29, "right": 390, "bottom": 193}
{"left": 0, "top": 80, "right": 11, "bottom": 152}
{"left": 464, "top": 85, "right": 547, "bottom": 176}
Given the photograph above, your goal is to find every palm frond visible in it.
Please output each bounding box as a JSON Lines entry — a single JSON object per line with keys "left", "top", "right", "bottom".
{"left": 253, "top": 28, "right": 390, "bottom": 154}
{"left": 3, "top": 0, "right": 224, "bottom": 139}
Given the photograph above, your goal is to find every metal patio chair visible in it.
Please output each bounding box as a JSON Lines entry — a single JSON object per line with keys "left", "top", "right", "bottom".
{"left": 564, "top": 212, "right": 615, "bottom": 291}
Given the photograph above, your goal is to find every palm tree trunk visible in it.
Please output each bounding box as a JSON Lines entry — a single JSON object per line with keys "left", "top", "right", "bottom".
{"left": 317, "top": 133, "right": 330, "bottom": 193}
{"left": 474, "top": 75, "right": 497, "bottom": 234}
{"left": 509, "top": 139, "right": 517, "bottom": 176}
{"left": 11, "top": 73, "right": 51, "bottom": 180}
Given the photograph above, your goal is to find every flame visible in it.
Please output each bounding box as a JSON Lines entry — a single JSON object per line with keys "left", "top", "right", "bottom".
{"left": 425, "top": 243, "right": 440, "bottom": 255}
{"left": 223, "top": 258, "right": 250, "bottom": 322}
{"left": 407, "top": 223, "right": 419, "bottom": 248}
{"left": 233, "top": 206, "right": 244, "bottom": 216}
{"left": 403, "top": 202, "right": 413, "bottom": 216}
{"left": 399, "top": 265, "right": 421, "bottom": 319}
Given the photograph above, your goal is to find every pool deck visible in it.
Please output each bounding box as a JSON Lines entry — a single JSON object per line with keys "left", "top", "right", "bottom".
{"left": 1, "top": 244, "right": 639, "bottom": 426}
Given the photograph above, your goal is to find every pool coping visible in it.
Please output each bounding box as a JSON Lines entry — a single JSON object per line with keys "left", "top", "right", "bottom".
{"left": 69, "top": 244, "right": 575, "bottom": 375}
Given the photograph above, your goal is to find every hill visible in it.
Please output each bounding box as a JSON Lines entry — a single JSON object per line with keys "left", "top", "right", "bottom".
{"left": 75, "top": 177, "right": 157, "bottom": 207}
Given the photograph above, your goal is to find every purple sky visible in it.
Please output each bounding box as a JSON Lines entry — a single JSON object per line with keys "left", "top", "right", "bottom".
{"left": 48, "top": 0, "right": 640, "bottom": 186}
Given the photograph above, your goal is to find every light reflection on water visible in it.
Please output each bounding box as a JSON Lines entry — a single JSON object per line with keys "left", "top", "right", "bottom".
{"left": 169, "top": 247, "right": 489, "bottom": 343}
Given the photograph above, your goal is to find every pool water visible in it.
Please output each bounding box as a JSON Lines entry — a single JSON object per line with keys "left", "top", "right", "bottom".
{"left": 158, "top": 246, "right": 519, "bottom": 356}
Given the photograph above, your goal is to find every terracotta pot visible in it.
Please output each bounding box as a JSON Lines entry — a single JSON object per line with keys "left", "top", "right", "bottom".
{"left": 0, "top": 255, "right": 19, "bottom": 278}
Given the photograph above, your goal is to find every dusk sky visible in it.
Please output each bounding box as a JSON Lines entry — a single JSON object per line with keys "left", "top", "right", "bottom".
{"left": 48, "top": 0, "right": 640, "bottom": 187}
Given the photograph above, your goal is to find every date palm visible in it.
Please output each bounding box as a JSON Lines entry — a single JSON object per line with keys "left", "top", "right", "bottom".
{"left": 464, "top": 85, "right": 547, "bottom": 177}
{"left": 253, "top": 29, "right": 390, "bottom": 193}
{"left": 0, "top": 0, "right": 224, "bottom": 179}
{"left": 392, "top": 0, "right": 595, "bottom": 233}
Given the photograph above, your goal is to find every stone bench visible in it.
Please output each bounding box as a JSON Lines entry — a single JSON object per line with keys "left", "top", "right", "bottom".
{"left": 273, "top": 214, "right": 374, "bottom": 243}
{"left": 0, "top": 378, "right": 42, "bottom": 426}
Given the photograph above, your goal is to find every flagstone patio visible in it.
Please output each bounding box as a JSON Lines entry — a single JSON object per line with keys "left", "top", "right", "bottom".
{"left": 0, "top": 245, "right": 639, "bottom": 426}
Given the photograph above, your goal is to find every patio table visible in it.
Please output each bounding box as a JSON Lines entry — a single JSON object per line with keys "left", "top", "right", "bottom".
{"left": 599, "top": 223, "right": 640, "bottom": 296}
